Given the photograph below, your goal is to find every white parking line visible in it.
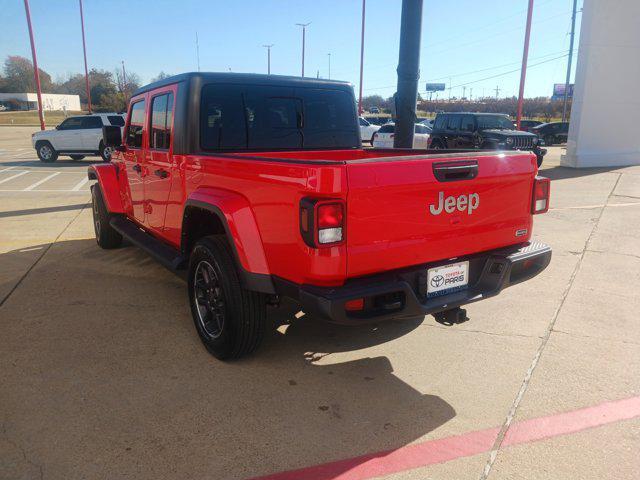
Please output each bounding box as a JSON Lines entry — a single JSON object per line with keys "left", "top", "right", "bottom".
{"left": 0, "top": 167, "right": 14, "bottom": 174}
{"left": 0, "top": 170, "right": 29, "bottom": 184}
{"left": 23, "top": 172, "right": 61, "bottom": 191}
{"left": 71, "top": 176, "right": 90, "bottom": 191}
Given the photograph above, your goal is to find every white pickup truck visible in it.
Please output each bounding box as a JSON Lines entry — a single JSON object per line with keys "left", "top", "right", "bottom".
{"left": 32, "top": 113, "right": 125, "bottom": 163}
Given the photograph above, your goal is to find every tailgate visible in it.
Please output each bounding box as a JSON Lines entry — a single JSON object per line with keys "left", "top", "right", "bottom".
{"left": 345, "top": 152, "right": 536, "bottom": 277}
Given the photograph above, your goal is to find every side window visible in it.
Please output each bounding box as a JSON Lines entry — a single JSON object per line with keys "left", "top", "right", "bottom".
{"left": 446, "top": 115, "right": 460, "bottom": 131}
{"left": 150, "top": 92, "right": 174, "bottom": 150}
{"left": 433, "top": 116, "right": 446, "bottom": 130}
{"left": 59, "top": 117, "right": 83, "bottom": 130}
{"left": 460, "top": 115, "right": 475, "bottom": 132}
{"left": 359, "top": 117, "right": 369, "bottom": 126}
{"left": 81, "top": 116, "right": 103, "bottom": 129}
{"left": 414, "top": 124, "right": 426, "bottom": 134}
{"left": 200, "top": 85, "right": 247, "bottom": 150}
{"left": 107, "top": 115, "right": 125, "bottom": 127}
{"left": 126, "top": 100, "right": 146, "bottom": 148}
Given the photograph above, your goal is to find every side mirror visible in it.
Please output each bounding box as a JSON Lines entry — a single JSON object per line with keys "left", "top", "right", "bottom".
{"left": 102, "top": 125, "right": 122, "bottom": 149}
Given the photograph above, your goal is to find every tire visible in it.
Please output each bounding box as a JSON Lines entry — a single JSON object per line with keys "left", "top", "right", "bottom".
{"left": 70, "top": 155, "right": 85, "bottom": 160}
{"left": 36, "top": 141, "right": 58, "bottom": 163}
{"left": 544, "top": 134, "right": 555, "bottom": 147}
{"left": 188, "top": 236, "right": 266, "bottom": 360}
{"left": 99, "top": 142, "right": 113, "bottom": 162}
{"left": 431, "top": 140, "right": 444, "bottom": 150}
{"left": 91, "top": 184, "right": 123, "bottom": 249}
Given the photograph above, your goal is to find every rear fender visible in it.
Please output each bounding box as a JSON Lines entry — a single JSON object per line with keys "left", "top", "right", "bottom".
{"left": 183, "top": 188, "right": 274, "bottom": 293}
{"left": 87, "top": 164, "right": 124, "bottom": 213}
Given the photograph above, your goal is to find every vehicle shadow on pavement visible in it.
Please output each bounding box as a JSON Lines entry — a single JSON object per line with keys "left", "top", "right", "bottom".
{"left": 0, "top": 239, "right": 456, "bottom": 480}
{"left": 541, "top": 165, "right": 627, "bottom": 181}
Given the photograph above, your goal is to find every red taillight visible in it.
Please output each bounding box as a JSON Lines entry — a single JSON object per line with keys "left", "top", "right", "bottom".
{"left": 300, "top": 199, "right": 345, "bottom": 247}
{"left": 345, "top": 298, "right": 364, "bottom": 311}
{"left": 532, "top": 176, "right": 550, "bottom": 214}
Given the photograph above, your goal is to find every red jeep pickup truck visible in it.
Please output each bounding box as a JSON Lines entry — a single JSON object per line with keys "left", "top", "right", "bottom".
{"left": 90, "top": 72, "right": 551, "bottom": 359}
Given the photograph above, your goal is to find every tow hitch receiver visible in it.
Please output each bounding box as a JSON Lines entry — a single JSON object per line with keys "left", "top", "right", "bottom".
{"left": 434, "top": 307, "right": 468, "bottom": 326}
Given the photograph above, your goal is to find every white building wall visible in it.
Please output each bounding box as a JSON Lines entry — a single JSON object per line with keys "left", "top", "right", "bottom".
{"left": 0, "top": 93, "right": 81, "bottom": 111}
{"left": 561, "top": 0, "right": 640, "bottom": 167}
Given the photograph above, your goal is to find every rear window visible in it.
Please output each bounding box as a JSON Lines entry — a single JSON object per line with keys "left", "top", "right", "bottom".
{"left": 200, "top": 84, "right": 358, "bottom": 151}
{"left": 378, "top": 124, "right": 395, "bottom": 133}
{"left": 433, "top": 115, "right": 446, "bottom": 130}
{"left": 108, "top": 115, "right": 125, "bottom": 126}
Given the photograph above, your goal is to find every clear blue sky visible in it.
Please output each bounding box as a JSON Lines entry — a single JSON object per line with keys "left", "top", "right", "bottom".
{"left": 0, "top": 0, "right": 582, "bottom": 99}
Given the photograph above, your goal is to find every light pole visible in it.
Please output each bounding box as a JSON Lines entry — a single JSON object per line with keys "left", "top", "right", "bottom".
{"left": 296, "top": 22, "right": 311, "bottom": 77}
{"left": 327, "top": 53, "right": 331, "bottom": 79}
{"left": 562, "top": 0, "right": 578, "bottom": 122}
{"left": 121, "top": 60, "right": 127, "bottom": 98}
{"left": 78, "top": 0, "right": 92, "bottom": 113}
{"left": 262, "top": 44, "right": 274, "bottom": 74}
{"left": 516, "top": 0, "right": 534, "bottom": 130}
{"left": 358, "top": 0, "right": 366, "bottom": 114}
{"left": 22, "top": 0, "right": 45, "bottom": 130}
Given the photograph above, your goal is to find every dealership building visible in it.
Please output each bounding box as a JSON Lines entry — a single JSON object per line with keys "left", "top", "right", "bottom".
{"left": 0, "top": 93, "right": 81, "bottom": 112}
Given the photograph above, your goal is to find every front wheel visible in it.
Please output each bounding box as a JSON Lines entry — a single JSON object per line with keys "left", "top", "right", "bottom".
{"left": 91, "top": 184, "right": 123, "bottom": 249}
{"left": 36, "top": 141, "right": 58, "bottom": 163}
{"left": 188, "top": 236, "right": 266, "bottom": 360}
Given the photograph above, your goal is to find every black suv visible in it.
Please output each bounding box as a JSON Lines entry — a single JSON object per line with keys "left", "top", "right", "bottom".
{"left": 429, "top": 112, "right": 546, "bottom": 166}
{"left": 531, "top": 122, "right": 569, "bottom": 146}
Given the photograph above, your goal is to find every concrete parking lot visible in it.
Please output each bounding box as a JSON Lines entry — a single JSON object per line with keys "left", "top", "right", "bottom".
{"left": 1, "top": 126, "right": 639, "bottom": 480}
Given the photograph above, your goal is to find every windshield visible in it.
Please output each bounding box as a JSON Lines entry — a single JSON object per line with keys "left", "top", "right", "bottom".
{"left": 477, "top": 115, "right": 515, "bottom": 130}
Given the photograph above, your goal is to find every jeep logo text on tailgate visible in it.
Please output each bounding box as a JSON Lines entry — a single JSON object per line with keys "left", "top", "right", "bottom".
{"left": 429, "top": 192, "right": 479, "bottom": 215}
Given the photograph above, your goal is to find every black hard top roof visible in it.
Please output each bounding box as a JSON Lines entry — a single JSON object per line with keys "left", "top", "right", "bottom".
{"left": 133, "top": 72, "right": 353, "bottom": 96}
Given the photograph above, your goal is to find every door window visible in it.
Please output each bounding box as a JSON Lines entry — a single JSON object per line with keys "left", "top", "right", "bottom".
{"left": 150, "top": 93, "right": 174, "bottom": 150}
{"left": 446, "top": 115, "right": 460, "bottom": 131}
{"left": 81, "top": 116, "right": 103, "bottom": 129}
{"left": 58, "top": 117, "right": 83, "bottom": 130}
{"left": 107, "top": 115, "right": 125, "bottom": 126}
{"left": 125, "top": 100, "right": 146, "bottom": 148}
{"left": 460, "top": 116, "right": 475, "bottom": 132}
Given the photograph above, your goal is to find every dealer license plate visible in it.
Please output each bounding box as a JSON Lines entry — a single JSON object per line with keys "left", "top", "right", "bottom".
{"left": 427, "top": 261, "right": 469, "bottom": 298}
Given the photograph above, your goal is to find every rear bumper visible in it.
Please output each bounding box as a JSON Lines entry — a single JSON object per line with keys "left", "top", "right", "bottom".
{"left": 277, "top": 242, "right": 551, "bottom": 325}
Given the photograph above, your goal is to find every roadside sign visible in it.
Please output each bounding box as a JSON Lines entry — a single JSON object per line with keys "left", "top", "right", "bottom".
{"left": 426, "top": 83, "right": 446, "bottom": 92}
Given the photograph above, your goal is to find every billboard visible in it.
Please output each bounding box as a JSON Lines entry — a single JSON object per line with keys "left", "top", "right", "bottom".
{"left": 426, "top": 83, "right": 446, "bottom": 92}
{"left": 552, "top": 83, "right": 574, "bottom": 99}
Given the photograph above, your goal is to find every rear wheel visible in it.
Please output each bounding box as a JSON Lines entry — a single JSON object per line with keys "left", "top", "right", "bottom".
{"left": 91, "top": 184, "right": 123, "bottom": 249}
{"left": 70, "top": 155, "right": 85, "bottom": 160}
{"left": 188, "top": 236, "right": 266, "bottom": 360}
{"left": 99, "top": 142, "right": 113, "bottom": 162}
{"left": 431, "top": 140, "right": 444, "bottom": 149}
{"left": 36, "top": 141, "right": 57, "bottom": 163}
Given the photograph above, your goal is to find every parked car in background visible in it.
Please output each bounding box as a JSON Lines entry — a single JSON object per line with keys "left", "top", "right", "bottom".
{"left": 369, "top": 106, "right": 380, "bottom": 114}
{"left": 428, "top": 112, "right": 546, "bottom": 167}
{"left": 419, "top": 118, "right": 434, "bottom": 127}
{"left": 0, "top": 104, "right": 7, "bottom": 112}
{"left": 358, "top": 116, "right": 381, "bottom": 143}
{"left": 32, "top": 113, "right": 126, "bottom": 163}
{"left": 372, "top": 123, "right": 431, "bottom": 148}
{"left": 531, "top": 122, "right": 569, "bottom": 146}
{"left": 516, "top": 119, "right": 543, "bottom": 132}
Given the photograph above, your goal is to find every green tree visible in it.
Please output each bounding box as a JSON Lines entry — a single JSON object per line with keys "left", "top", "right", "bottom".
{"left": 0, "top": 55, "right": 53, "bottom": 93}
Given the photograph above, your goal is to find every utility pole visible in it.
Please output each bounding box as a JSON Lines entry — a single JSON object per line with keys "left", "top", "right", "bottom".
{"left": 196, "top": 32, "right": 201, "bottom": 71}
{"left": 448, "top": 77, "right": 452, "bottom": 101}
{"left": 357, "top": 0, "right": 366, "bottom": 114}
{"left": 295, "top": 22, "right": 311, "bottom": 77}
{"left": 327, "top": 53, "right": 331, "bottom": 79}
{"left": 462, "top": 86, "right": 466, "bottom": 99}
{"left": 469, "top": 87, "right": 473, "bottom": 101}
{"left": 262, "top": 44, "right": 274, "bottom": 74}
{"left": 516, "top": 0, "right": 534, "bottom": 129}
{"left": 23, "top": 0, "right": 45, "bottom": 130}
{"left": 78, "top": 0, "right": 92, "bottom": 113}
{"left": 121, "top": 60, "right": 127, "bottom": 98}
{"left": 562, "top": 0, "right": 578, "bottom": 122}
{"left": 394, "top": 0, "right": 423, "bottom": 148}
{"left": 495, "top": 85, "right": 501, "bottom": 98}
